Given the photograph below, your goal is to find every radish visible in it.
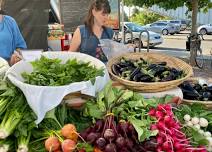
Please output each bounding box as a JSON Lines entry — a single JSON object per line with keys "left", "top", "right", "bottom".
{"left": 61, "top": 124, "right": 78, "bottom": 142}
{"left": 204, "top": 131, "right": 211, "bottom": 137}
{"left": 198, "top": 129, "right": 205, "bottom": 135}
{"left": 186, "top": 121, "right": 193, "bottom": 127}
{"left": 148, "top": 108, "right": 156, "bottom": 116}
{"left": 194, "top": 124, "right": 201, "bottom": 130}
{"left": 199, "top": 118, "right": 208, "bottom": 127}
{"left": 191, "top": 117, "right": 199, "bottom": 125}
{"left": 61, "top": 139, "right": 76, "bottom": 152}
{"left": 184, "top": 114, "right": 191, "bottom": 122}
{"left": 45, "top": 136, "right": 61, "bottom": 151}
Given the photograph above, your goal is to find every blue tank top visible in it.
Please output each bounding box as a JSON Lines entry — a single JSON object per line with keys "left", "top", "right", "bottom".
{"left": 79, "top": 25, "right": 113, "bottom": 63}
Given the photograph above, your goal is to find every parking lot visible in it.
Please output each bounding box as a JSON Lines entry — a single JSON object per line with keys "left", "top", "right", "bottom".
{"left": 151, "top": 31, "right": 212, "bottom": 56}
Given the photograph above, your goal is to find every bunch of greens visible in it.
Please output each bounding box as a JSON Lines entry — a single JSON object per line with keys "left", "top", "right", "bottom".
{"left": 83, "top": 82, "right": 172, "bottom": 142}
{"left": 173, "top": 103, "right": 212, "bottom": 147}
{"left": 22, "top": 56, "right": 104, "bottom": 86}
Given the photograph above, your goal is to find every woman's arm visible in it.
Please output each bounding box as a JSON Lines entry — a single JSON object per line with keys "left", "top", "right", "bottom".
{"left": 69, "top": 27, "right": 81, "bottom": 52}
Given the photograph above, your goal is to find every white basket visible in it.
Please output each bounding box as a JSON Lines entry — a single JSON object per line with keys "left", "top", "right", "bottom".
{"left": 6, "top": 52, "right": 110, "bottom": 124}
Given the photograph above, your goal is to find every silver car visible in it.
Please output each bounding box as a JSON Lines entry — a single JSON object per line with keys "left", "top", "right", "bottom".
{"left": 119, "top": 22, "right": 163, "bottom": 48}
{"left": 197, "top": 24, "right": 212, "bottom": 35}
{"left": 144, "top": 22, "right": 176, "bottom": 35}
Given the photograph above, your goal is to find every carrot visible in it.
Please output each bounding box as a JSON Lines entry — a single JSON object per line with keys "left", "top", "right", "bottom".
{"left": 61, "top": 124, "right": 78, "bottom": 142}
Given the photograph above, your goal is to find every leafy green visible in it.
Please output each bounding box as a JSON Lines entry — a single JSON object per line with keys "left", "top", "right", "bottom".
{"left": 22, "top": 56, "right": 104, "bottom": 86}
{"left": 77, "top": 142, "right": 93, "bottom": 152}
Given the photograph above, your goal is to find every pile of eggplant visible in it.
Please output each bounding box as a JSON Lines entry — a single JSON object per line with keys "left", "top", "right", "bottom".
{"left": 180, "top": 81, "right": 212, "bottom": 101}
{"left": 111, "top": 57, "right": 184, "bottom": 82}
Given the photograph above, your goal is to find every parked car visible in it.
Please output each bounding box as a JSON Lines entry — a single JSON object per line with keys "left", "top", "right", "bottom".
{"left": 143, "top": 22, "right": 176, "bottom": 35}
{"left": 160, "top": 20, "right": 187, "bottom": 31}
{"left": 197, "top": 24, "right": 212, "bottom": 35}
{"left": 118, "top": 22, "right": 163, "bottom": 48}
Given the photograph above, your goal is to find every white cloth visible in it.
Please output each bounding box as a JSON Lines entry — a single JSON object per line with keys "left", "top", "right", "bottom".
{"left": 0, "top": 57, "right": 10, "bottom": 76}
{"left": 6, "top": 52, "right": 110, "bottom": 124}
{"left": 140, "top": 87, "right": 183, "bottom": 99}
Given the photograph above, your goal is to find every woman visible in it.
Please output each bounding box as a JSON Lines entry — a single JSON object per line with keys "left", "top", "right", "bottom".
{"left": 69, "top": 0, "right": 113, "bottom": 63}
{"left": 0, "top": 10, "right": 27, "bottom": 65}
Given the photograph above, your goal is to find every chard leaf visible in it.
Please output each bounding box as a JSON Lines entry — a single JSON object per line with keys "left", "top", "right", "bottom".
{"left": 103, "top": 82, "right": 115, "bottom": 110}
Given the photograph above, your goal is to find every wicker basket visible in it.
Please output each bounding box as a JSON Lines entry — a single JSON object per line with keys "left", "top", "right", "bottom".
{"left": 107, "top": 52, "right": 193, "bottom": 92}
{"left": 182, "top": 78, "right": 212, "bottom": 109}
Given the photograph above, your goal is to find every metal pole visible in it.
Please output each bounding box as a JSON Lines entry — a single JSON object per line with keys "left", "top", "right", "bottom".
{"left": 121, "top": 0, "right": 125, "bottom": 43}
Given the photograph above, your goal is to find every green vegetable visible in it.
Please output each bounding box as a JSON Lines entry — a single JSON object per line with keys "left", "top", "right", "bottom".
{"left": 0, "top": 95, "right": 27, "bottom": 139}
{"left": 0, "top": 138, "right": 14, "bottom": 152}
{"left": 22, "top": 56, "right": 104, "bottom": 86}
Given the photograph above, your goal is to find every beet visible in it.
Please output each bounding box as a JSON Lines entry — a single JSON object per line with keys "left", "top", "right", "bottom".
{"left": 94, "top": 120, "right": 104, "bottom": 132}
{"left": 115, "top": 136, "right": 126, "bottom": 148}
{"left": 118, "top": 148, "right": 129, "bottom": 152}
{"left": 126, "top": 138, "right": 134, "bottom": 149}
{"left": 86, "top": 132, "right": 98, "bottom": 144}
{"left": 105, "top": 143, "right": 117, "bottom": 152}
{"left": 119, "top": 122, "right": 129, "bottom": 134}
{"left": 95, "top": 137, "right": 106, "bottom": 150}
{"left": 103, "top": 129, "right": 116, "bottom": 141}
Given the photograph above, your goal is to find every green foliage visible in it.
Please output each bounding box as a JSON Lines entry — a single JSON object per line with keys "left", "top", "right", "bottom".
{"left": 22, "top": 56, "right": 104, "bottom": 86}
{"left": 130, "top": 10, "right": 170, "bottom": 25}
{"left": 124, "top": 0, "right": 212, "bottom": 11}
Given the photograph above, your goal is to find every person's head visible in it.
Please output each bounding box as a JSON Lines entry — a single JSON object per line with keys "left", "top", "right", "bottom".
{"left": 85, "top": 0, "right": 111, "bottom": 33}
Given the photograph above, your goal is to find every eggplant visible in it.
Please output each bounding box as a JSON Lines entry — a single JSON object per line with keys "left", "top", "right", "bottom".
{"left": 147, "top": 64, "right": 157, "bottom": 70}
{"left": 181, "top": 82, "right": 200, "bottom": 96}
{"left": 130, "top": 67, "right": 140, "bottom": 80}
{"left": 153, "top": 66, "right": 167, "bottom": 76}
{"left": 207, "top": 86, "right": 212, "bottom": 92}
{"left": 140, "top": 75, "right": 153, "bottom": 82}
{"left": 193, "top": 83, "right": 202, "bottom": 92}
{"left": 202, "top": 91, "right": 211, "bottom": 101}
{"left": 181, "top": 88, "right": 200, "bottom": 100}
{"left": 156, "top": 61, "right": 167, "bottom": 66}
{"left": 112, "top": 64, "right": 121, "bottom": 76}
{"left": 133, "top": 73, "right": 143, "bottom": 82}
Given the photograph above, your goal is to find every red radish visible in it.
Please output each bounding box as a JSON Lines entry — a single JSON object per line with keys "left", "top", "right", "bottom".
{"left": 148, "top": 108, "right": 156, "bottom": 116}
{"left": 45, "top": 136, "right": 61, "bottom": 151}
{"left": 61, "top": 124, "right": 78, "bottom": 142}
{"left": 157, "top": 136, "right": 163, "bottom": 145}
{"left": 61, "top": 139, "right": 76, "bottom": 152}
{"left": 155, "top": 111, "right": 164, "bottom": 119}
{"left": 150, "top": 124, "right": 158, "bottom": 130}
{"left": 162, "top": 141, "right": 170, "bottom": 150}
{"left": 164, "top": 115, "right": 171, "bottom": 123}
{"left": 157, "top": 104, "right": 166, "bottom": 111}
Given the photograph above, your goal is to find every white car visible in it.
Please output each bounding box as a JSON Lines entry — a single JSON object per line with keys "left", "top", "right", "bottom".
{"left": 197, "top": 24, "right": 212, "bottom": 35}
{"left": 119, "top": 22, "right": 163, "bottom": 48}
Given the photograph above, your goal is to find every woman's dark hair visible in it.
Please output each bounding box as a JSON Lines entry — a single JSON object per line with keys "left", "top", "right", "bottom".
{"left": 84, "top": 0, "right": 111, "bottom": 34}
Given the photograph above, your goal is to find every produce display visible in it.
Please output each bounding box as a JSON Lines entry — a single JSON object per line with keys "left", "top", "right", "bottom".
{"left": 111, "top": 57, "right": 185, "bottom": 82}
{"left": 21, "top": 56, "right": 104, "bottom": 86}
{"left": 0, "top": 79, "right": 212, "bottom": 152}
{"left": 180, "top": 81, "right": 212, "bottom": 101}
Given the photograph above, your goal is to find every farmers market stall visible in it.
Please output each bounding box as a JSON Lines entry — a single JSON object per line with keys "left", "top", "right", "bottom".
{"left": 0, "top": 51, "right": 211, "bottom": 152}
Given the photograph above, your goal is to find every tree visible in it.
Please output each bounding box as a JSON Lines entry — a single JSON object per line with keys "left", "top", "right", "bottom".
{"left": 124, "top": 0, "right": 212, "bottom": 66}
{"left": 131, "top": 10, "right": 170, "bottom": 25}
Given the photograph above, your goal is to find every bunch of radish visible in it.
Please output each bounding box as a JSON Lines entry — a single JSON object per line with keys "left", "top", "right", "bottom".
{"left": 80, "top": 114, "right": 157, "bottom": 152}
{"left": 184, "top": 115, "right": 212, "bottom": 151}
{"left": 149, "top": 104, "right": 207, "bottom": 152}
{"left": 45, "top": 124, "right": 79, "bottom": 152}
